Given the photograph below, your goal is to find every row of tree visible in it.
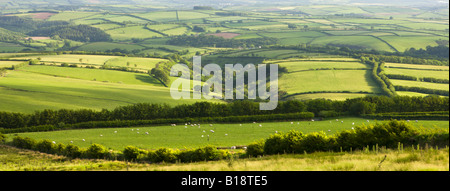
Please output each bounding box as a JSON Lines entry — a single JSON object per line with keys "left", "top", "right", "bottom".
{"left": 361, "top": 56, "right": 396, "bottom": 97}
{"left": 386, "top": 74, "right": 449, "bottom": 84}
{"left": 0, "top": 95, "right": 448, "bottom": 129}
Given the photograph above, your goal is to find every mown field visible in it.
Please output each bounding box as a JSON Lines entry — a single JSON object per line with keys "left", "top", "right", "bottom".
{"left": 6, "top": 117, "right": 448, "bottom": 150}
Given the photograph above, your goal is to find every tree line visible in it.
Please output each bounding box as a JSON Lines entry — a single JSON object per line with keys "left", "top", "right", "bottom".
{"left": 0, "top": 95, "right": 448, "bottom": 130}
{"left": 386, "top": 74, "right": 449, "bottom": 84}
{"left": 0, "top": 16, "right": 111, "bottom": 43}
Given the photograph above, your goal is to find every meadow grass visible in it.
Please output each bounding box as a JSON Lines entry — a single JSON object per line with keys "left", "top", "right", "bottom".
{"left": 1, "top": 144, "right": 447, "bottom": 171}
{"left": 395, "top": 91, "right": 432, "bottom": 97}
{"left": 0, "top": 70, "right": 220, "bottom": 113}
{"left": 278, "top": 69, "right": 381, "bottom": 95}
{"left": 106, "top": 26, "right": 164, "bottom": 41}
{"left": 378, "top": 35, "right": 442, "bottom": 52}
{"left": 0, "top": 61, "right": 27, "bottom": 68}
{"left": 277, "top": 61, "right": 368, "bottom": 72}
{"left": 390, "top": 79, "right": 449, "bottom": 91}
{"left": 12, "top": 54, "right": 118, "bottom": 65}
{"left": 309, "top": 36, "right": 395, "bottom": 52}
{"left": 384, "top": 68, "right": 450, "bottom": 80}
{"left": 288, "top": 93, "right": 372, "bottom": 101}
{"left": 20, "top": 65, "right": 163, "bottom": 86}
{"left": 8, "top": 118, "right": 448, "bottom": 151}
{"left": 385, "top": 63, "right": 449, "bottom": 71}
{"left": 75, "top": 42, "right": 145, "bottom": 52}
{"left": 103, "top": 57, "right": 167, "bottom": 71}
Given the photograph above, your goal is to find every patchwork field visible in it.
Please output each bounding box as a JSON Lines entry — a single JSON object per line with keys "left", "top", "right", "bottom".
{"left": 0, "top": 68, "right": 221, "bottom": 113}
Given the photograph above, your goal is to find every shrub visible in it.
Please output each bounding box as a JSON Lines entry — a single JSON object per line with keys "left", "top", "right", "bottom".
{"left": 263, "top": 133, "right": 288, "bottom": 155}
{"left": 84, "top": 143, "right": 108, "bottom": 159}
{"left": 64, "top": 144, "right": 83, "bottom": 158}
{"left": 123, "top": 146, "right": 147, "bottom": 161}
{"left": 11, "top": 136, "right": 36, "bottom": 150}
{"left": 34, "top": 139, "right": 56, "bottom": 154}
{"left": 0, "top": 133, "right": 5, "bottom": 143}
{"left": 194, "top": 145, "right": 221, "bottom": 161}
{"left": 293, "top": 132, "right": 330, "bottom": 153}
{"left": 246, "top": 139, "right": 265, "bottom": 157}
{"left": 151, "top": 148, "right": 177, "bottom": 163}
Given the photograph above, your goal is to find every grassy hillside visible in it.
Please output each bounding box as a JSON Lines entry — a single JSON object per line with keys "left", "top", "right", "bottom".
{"left": 0, "top": 69, "right": 221, "bottom": 113}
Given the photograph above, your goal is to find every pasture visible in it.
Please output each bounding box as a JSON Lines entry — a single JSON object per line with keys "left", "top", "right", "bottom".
{"left": 7, "top": 117, "right": 448, "bottom": 150}
{"left": 0, "top": 69, "right": 221, "bottom": 113}
{"left": 384, "top": 68, "right": 449, "bottom": 80}
{"left": 278, "top": 69, "right": 381, "bottom": 95}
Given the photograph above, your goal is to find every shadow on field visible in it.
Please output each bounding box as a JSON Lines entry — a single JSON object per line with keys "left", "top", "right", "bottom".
{"left": 135, "top": 74, "right": 164, "bottom": 86}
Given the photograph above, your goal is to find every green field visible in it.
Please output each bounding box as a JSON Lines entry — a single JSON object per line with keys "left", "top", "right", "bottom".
{"left": 75, "top": 42, "right": 145, "bottom": 52}
{"left": 7, "top": 117, "right": 448, "bottom": 150}
{"left": 385, "top": 63, "right": 450, "bottom": 70}
{"left": 390, "top": 79, "right": 449, "bottom": 91}
{"left": 0, "top": 69, "right": 221, "bottom": 113}
{"left": 106, "top": 26, "right": 164, "bottom": 40}
{"left": 277, "top": 60, "right": 368, "bottom": 72}
{"left": 279, "top": 69, "right": 381, "bottom": 95}
{"left": 384, "top": 68, "right": 450, "bottom": 80}
{"left": 0, "top": 60, "right": 26, "bottom": 68}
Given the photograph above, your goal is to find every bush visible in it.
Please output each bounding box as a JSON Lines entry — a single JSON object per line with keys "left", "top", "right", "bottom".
{"left": 11, "top": 136, "right": 36, "bottom": 150}
{"left": 293, "top": 132, "right": 331, "bottom": 153}
{"left": 123, "top": 146, "right": 147, "bottom": 161}
{"left": 246, "top": 139, "right": 265, "bottom": 157}
{"left": 151, "top": 148, "right": 177, "bottom": 163}
{"left": 263, "top": 130, "right": 305, "bottom": 154}
{"left": 84, "top": 143, "right": 108, "bottom": 159}
{"left": 64, "top": 144, "right": 83, "bottom": 158}
{"left": 263, "top": 133, "right": 288, "bottom": 155}
{"left": 194, "top": 146, "right": 217, "bottom": 161}
{"left": 34, "top": 139, "right": 56, "bottom": 154}
{"left": 0, "top": 133, "right": 5, "bottom": 143}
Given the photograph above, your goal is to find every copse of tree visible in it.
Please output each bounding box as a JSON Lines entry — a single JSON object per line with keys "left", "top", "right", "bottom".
{"left": 404, "top": 45, "right": 449, "bottom": 60}
{"left": 28, "top": 24, "right": 112, "bottom": 42}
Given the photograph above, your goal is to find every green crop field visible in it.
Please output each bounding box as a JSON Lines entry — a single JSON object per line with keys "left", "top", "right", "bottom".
{"left": 384, "top": 68, "right": 450, "bottom": 80}
{"left": 75, "top": 42, "right": 145, "bottom": 52}
{"left": 0, "top": 60, "right": 26, "bottom": 68}
{"left": 106, "top": 26, "right": 164, "bottom": 41}
{"left": 384, "top": 63, "right": 450, "bottom": 71}
{"left": 7, "top": 117, "right": 448, "bottom": 150}
{"left": 20, "top": 65, "right": 163, "bottom": 86}
{"left": 0, "top": 69, "right": 221, "bottom": 113}
{"left": 279, "top": 69, "right": 381, "bottom": 95}
{"left": 390, "top": 79, "right": 449, "bottom": 91}
{"left": 277, "top": 61, "right": 368, "bottom": 72}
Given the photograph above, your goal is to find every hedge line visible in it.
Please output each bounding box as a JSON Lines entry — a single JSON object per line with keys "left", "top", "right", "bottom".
{"left": 395, "top": 85, "right": 449, "bottom": 96}
{"left": 362, "top": 111, "right": 449, "bottom": 120}
{"left": 246, "top": 120, "right": 449, "bottom": 156}
{"left": 0, "top": 112, "right": 314, "bottom": 134}
{"left": 8, "top": 136, "right": 230, "bottom": 163}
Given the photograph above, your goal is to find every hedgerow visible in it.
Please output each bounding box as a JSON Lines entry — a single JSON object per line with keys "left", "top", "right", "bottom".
{"left": 246, "top": 120, "right": 449, "bottom": 156}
